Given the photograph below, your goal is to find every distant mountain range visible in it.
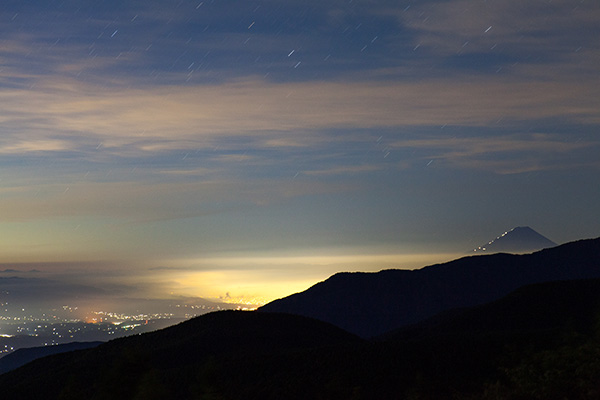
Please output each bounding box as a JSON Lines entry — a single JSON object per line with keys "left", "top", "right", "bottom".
{"left": 259, "top": 236, "right": 600, "bottom": 337}
{"left": 1, "top": 235, "right": 600, "bottom": 399}
{"left": 471, "top": 226, "right": 557, "bottom": 254}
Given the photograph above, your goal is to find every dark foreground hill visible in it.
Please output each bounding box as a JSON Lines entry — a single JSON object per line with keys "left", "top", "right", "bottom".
{"left": 0, "top": 311, "right": 362, "bottom": 400}
{"left": 2, "top": 279, "right": 600, "bottom": 399}
{"left": 260, "top": 237, "right": 600, "bottom": 337}
{"left": 378, "top": 278, "right": 600, "bottom": 399}
{"left": 0, "top": 341, "right": 103, "bottom": 375}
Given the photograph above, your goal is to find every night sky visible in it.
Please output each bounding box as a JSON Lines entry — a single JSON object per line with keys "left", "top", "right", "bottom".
{"left": 1, "top": 0, "right": 599, "bottom": 306}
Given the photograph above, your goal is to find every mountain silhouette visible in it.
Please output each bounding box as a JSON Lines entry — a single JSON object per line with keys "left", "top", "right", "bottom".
{"left": 259, "top": 237, "right": 600, "bottom": 337}
{"left": 377, "top": 278, "right": 600, "bottom": 399}
{"left": 0, "top": 341, "right": 102, "bottom": 375}
{"left": 472, "top": 226, "right": 557, "bottom": 254}
{"left": 387, "top": 278, "right": 600, "bottom": 341}
{"left": 0, "top": 311, "right": 361, "bottom": 399}
{"left": 2, "top": 278, "right": 600, "bottom": 399}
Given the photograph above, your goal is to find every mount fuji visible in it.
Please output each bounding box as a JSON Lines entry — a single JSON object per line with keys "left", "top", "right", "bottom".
{"left": 472, "top": 226, "right": 557, "bottom": 254}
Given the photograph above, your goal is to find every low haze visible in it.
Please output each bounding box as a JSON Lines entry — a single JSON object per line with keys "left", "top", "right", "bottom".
{"left": 0, "top": 0, "right": 599, "bottom": 309}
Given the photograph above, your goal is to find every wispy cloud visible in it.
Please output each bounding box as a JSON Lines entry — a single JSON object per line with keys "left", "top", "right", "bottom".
{"left": 1, "top": 76, "right": 598, "bottom": 154}
{"left": 390, "top": 133, "right": 599, "bottom": 174}
{"left": 303, "top": 164, "right": 382, "bottom": 176}
{"left": 0, "top": 178, "right": 357, "bottom": 223}
{"left": 395, "top": 0, "right": 600, "bottom": 55}
{"left": 0, "top": 139, "right": 72, "bottom": 154}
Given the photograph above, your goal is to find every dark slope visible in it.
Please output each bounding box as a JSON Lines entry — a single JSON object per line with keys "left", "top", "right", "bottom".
{"left": 3, "top": 280, "right": 600, "bottom": 399}
{"left": 0, "top": 311, "right": 362, "bottom": 400}
{"left": 0, "top": 341, "right": 103, "bottom": 375}
{"left": 472, "top": 226, "right": 557, "bottom": 254}
{"left": 260, "top": 237, "right": 600, "bottom": 337}
{"left": 387, "top": 277, "right": 600, "bottom": 341}
{"left": 383, "top": 277, "right": 600, "bottom": 399}
{"left": 372, "top": 278, "right": 600, "bottom": 399}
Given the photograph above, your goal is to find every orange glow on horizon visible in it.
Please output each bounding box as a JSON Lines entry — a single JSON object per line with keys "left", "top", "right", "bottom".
{"left": 156, "top": 251, "right": 461, "bottom": 305}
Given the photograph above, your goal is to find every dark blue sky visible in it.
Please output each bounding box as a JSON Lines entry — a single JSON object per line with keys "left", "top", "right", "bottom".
{"left": 0, "top": 0, "right": 599, "bottom": 304}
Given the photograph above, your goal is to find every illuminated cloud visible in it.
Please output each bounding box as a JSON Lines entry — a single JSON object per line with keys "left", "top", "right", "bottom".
{"left": 0, "top": 76, "right": 598, "bottom": 152}
{"left": 0, "top": 140, "right": 72, "bottom": 154}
